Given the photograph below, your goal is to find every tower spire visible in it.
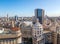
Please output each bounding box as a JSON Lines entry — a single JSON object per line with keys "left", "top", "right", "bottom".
{"left": 7, "top": 14, "right": 9, "bottom": 21}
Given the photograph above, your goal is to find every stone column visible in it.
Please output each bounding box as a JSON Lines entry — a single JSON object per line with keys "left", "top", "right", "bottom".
{"left": 1, "top": 40, "right": 3, "bottom": 44}
{"left": 14, "top": 39, "right": 17, "bottom": 44}
{"left": 17, "top": 37, "right": 22, "bottom": 44}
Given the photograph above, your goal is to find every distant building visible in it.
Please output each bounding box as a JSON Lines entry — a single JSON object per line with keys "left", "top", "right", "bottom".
{"left": 15, "top": 15, "right": 18, "bottom": 21}
{"left": 7, "top": 14, "right": 9, "bottom": 21}
{"left": 35, "top": 9, "right": 44, "bottom": 24}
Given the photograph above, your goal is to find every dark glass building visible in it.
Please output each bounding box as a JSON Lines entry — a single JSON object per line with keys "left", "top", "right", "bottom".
{"left": 35, "top": 9, "right": 44, "bottom": 24}
{"left": 15, "top": 15, "right": 18, "bottom": 21}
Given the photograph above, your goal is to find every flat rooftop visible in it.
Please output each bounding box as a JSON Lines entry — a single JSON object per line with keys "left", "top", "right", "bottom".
{"left": 43, "top": 30, "right": 51, "bottom": 34}
{"left": 0, "top": 33, "right": 21, "bottom": 39}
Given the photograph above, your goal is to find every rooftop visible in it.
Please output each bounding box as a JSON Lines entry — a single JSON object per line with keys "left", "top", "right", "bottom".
{"left": 0, "top": 33, "right": 21, "bottom": 39}
{"left": 43, "top": 30, "right": 51, "bottom": 34}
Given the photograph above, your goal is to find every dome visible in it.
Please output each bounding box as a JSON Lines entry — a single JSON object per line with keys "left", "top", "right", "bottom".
{"left": 24, "top": 21, "right": 32, "bottom": 26}
{"left": 20, "top": 22, "right": 32, "bottom": 30}
{"left": 33, "top": 21, "right": 43, "bottom": 28}
{"left": 20, "top": 21, "right": 32, "bottom": 28}
{"left": 20, "top": 22, "right": 26, "bottom": 28}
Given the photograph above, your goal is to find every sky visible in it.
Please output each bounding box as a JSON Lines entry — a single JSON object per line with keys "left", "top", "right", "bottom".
{"left": 0, "top": 0, "right": 60, "bottom": 17}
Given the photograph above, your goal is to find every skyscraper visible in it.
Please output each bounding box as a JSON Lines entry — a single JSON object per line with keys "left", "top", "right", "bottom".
{"left": 35, "top": 9, "right": 44, "bottom": 24}
{"left": 7, "top": 14, "right": 9, "bottom": 21}
{"left": 15, "top": 15, "right": 18, "bottom": 21}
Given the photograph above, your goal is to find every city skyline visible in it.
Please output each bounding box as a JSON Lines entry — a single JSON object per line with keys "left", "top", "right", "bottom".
{"left": 0, "top": 0, "right": 60, "bottom": 17}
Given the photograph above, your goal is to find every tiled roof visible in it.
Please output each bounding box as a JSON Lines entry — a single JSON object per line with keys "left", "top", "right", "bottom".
{"left": 11, "top": 27, "right": 20, "bottom": 31}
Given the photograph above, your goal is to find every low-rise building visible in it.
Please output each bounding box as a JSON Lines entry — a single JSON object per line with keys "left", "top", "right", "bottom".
{"left": 43, "top": 30, "right": 53, "bottom": 44}
{"left": 20, "top": 21, "right": 32, "bottom": 44}
{"left": 0, "top": 27, "right": 22, "bottom": 44}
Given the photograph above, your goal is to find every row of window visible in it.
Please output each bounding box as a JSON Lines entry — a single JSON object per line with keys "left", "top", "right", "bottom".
{"left": 33, "top": 27, "right": 42, "bottom": 30}
{"left": 33, "top": 30, "right": 43, "bottom": 35}
{"left": 0, "top": 39, "right": 17, "bottom": 44}
{"left": 23, "top": 31, "right": 32, "bottom": 35}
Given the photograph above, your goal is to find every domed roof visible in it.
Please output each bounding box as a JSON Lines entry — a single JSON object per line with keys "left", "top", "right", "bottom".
{"left": 20, "top": 22, "right": 32, "bottom": 30}
{"left": 20, "top": 21, "right": 32, "bottom": 28}
{"left": 33, "top": 22, "right": 43, "bottom": 31}
{"left": 33, "top": 18, "right": 43, "bottom": 28}
{"left": 20, "top": 22, "right": 26, "bottom": 28}
{"left": 33, "top": 21, "right": 42, "bottom": 28}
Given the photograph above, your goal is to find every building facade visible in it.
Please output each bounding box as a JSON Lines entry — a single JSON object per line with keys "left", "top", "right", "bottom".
{"left": 56, "top": 26, "right": 60, "bottom": 44}
{"left": 0, "top": 31, "right": 22, "bottom": 44}
{"left": 32, "top": 19, "right": 44, "bottom": 44}
{"left": 20, "top": 22, "right": 32, "bottom": 44}
{"left": 35, "top": 9, "right": 44, "bottom": 24}
{"left": 43, "top": 31, "right": 53, "bottom": 44}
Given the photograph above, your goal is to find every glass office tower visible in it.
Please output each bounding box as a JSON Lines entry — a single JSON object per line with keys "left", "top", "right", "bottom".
{"left": 35, "top": 9, "right": 44, "bottom": 24}
{"left": 15, "top": 15, "right": 18, "bottom": 21}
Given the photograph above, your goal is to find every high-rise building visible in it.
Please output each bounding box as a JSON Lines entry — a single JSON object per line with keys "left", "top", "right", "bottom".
{"left": 15, "top": 15, "right": 18, "bottom": 21}
{"left": 6, "top": 14, "right": 9, "bottom": 21}
{"left": 35, "top": 9, "right": 44, "bottom": 24}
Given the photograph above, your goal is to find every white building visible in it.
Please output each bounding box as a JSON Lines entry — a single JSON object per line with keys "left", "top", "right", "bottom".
{"left": 32, "top": 19, "right": 44, "bottom": 44}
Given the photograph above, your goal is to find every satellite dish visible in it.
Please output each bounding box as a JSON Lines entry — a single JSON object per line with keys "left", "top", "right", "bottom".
{"left": 0, "top": 28, "right": 4, "bottom": 33}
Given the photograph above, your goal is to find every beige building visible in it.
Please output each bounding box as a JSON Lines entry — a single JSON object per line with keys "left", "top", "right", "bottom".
{"left": 52, "top": 32, "right": 57, "bottom": 44}
{"left": 0, "top": 33, "right": 21, "bottom": 44}
{"left": 0, "top": 27, "right": 22, "bottom": 44}
{"left": 32, "top": 19, "right": 44, "bottom": 44}
{"left": 20, "top": 22, "right": 32, "bottom": 44}
{"left": 56, "top": 26, "right": 60, "bottom": 44}
{"left": 44, "top": 18, "right": 59, "bottom": 44}
{"left": 43, "top": 30, "right": 53, "bottom": 44}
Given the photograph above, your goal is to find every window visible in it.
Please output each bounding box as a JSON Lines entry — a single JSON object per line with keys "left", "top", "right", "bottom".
{"left": 40, "top": 28, "right": 41, "bottom": 29}
{"left": 24, "top": 31, "right": 27, "bottom": 35}
{"left": 35, "top": 35, "right": 36, "bottom": 37}
{"left": 37, "top": 31, "right": 39, "bottom": 34}
{"left": 38, "top": 41, "right": 40, "bottom": 44}
{"left": 40, "top": 31, "right": 41, "bottom": 34}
